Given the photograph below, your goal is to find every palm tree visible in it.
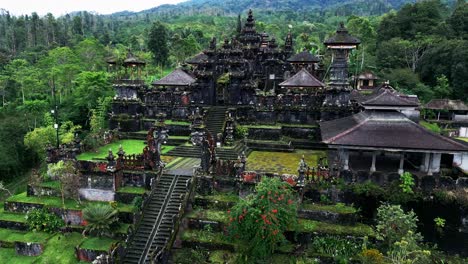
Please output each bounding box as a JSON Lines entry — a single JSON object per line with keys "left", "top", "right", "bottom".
{"left": 82, "top": 203, "right": 118, "bottom": 237}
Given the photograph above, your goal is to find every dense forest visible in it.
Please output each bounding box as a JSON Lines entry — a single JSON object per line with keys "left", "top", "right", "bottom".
{"left": 0, "top": 0, "right": 466, "bottom": 185}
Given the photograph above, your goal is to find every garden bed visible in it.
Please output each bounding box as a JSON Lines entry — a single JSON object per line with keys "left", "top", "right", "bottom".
{"left": 246, "top": 150, "right": 326, "bottom": 175}
{"left": 77, "top": 139, "right": 147, "bottom": 161}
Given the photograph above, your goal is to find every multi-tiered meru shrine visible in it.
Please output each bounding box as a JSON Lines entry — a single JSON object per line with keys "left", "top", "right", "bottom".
{"left": 109, "top": 9, "right": 468, "bottom": 179}
{"left": 109, "top": 10, "right": 360, "bottom": 134}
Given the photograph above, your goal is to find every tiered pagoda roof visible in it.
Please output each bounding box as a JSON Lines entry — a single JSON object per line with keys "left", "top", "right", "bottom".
{"left": 320, "top": 110, "right": 467, "bottom": 152}
{"left": 152, "top": 69, "right": 196, "bottom": 87}
{"left": 279, "top": 69, "right": 325, "bottom": 88}
{"left": 324, "top": 22, "right": 361, "bottom": 46}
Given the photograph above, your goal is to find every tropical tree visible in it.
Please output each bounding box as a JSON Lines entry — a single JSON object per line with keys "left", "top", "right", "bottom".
{"left": 148, "top": 21, "right": 169, "bottom": 66}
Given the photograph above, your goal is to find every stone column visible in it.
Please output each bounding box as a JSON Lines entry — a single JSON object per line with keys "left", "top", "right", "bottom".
{"left": 370, "top": 151, "right": 377, "bottom": 172}
{"left": 431, "top": 153, "right": 442, "bottom": 174}
{"left": 338, "top": 148, "right": 349, "bottom": 170}
{"left": 427, "top": 153, "right": 433, "bottom": 176}
{"left": 398, "top": 152, "right": 405, "bottom": 175}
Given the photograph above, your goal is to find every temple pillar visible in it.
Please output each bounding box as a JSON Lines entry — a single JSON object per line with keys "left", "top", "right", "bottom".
{"left": 338, "top": 148, "right": 349, "bottom": 170}
{"left": 370, "top": 151, "right": 377, "bottom": 172}
{"left": 427, "top": 153, "right": 433, "bottom": 176}
{"left": 430, "top": 153, "right": 441, "bottom": 174}
{"left": 420, "top": 153, "right": 428, "bottom": 172}
{"left": 398, "top": 152, "right": 405, "bottom": 175}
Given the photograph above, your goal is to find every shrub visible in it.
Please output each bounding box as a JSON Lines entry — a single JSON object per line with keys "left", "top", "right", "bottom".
{"left": 234, "top": 125, "right": 248, "bottom": 139}
{"left": 82, "top": 203, "right": 119, "bottom": 237}
{"left": 386, "top": 231, "right": 431, "bottom": 264}
{"left": 399, "top": 172, "right": 415, "bottom": 194}
{"left": 376, "top": 204, "right": 421, "bottom": 248}
{"left": 311, "top": 235, "right": 361, "bottom": 261}
{"left": 360, "top": 249, "right": 384, "bottom": 264}
{"left": 26, "top": 208, "right": 64, "bottom": 233}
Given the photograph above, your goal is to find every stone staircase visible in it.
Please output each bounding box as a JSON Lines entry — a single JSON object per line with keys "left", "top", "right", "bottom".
{"left": 165, "top": 142, "right": 251, "bottom": 160}
{"left": 122, "top": 173, "right": 192, "bottom": 264}
{"left": 205, "top": 106, "right": 228, "bottom": 137}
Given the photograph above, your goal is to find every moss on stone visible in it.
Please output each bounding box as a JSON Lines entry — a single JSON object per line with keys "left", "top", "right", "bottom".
{"left": 186, "top": 208, "right": 228, "bottom": 223}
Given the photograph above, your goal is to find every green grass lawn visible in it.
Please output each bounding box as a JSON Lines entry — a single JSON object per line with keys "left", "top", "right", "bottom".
{"left": 297, "top": 219, "right": 374, "bottom": 237}
{"left": 300, "top": 203, "right": 357, "bottom": 214}
{"left": 80, "top": 236, "right": 117, "bottom": 251}
{"left": 0, "top": 204, "right": 27, "bottom": 222}
{"left": 0, "top": 248, "right": 36, "bottom": 264}
{"left": 35, "top": 233, "right": 85, "bottom": 264}
{"left": 247, "top": 150, "right": 326, "bottom": 175}
{"left": 456, "top": 137, "right": 468, "bottom": 142}
{"left": 165, "top": 120, "right": 190, "bottom": 126}
{"left": 0, "top": 227, "right": 51, "bottom": 243}
{"left": 420, "top": 121, "right": 441, "bottom": 133}
{"left": 38, "top": 181, "right": 61, "bottom": 190}
{"left": 6, "top": 192, "right": 136, "bottom": 213}
{"left": 116, "top": 186, "right": 146, "bottom": 195}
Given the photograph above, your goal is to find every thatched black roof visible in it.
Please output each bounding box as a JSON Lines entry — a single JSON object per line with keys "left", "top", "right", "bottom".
{"left": 324, "top": 22, "right": 361, "bottom": 46}
{"left": 425, "top": 99, "right": 468, "bottom": 111}
{"left": 279, "top": 69, "right": 324, "bottom": 88}
{"left": 152, "top": 69, "right": 196, "bottom": 86}
{"left": 320, "top": 110, "right": 467, "bottom": 152}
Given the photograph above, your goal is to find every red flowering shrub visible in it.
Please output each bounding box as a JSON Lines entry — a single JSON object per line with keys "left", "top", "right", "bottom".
{"left": 226, "top": 177, "right": 297, "bottom": 261}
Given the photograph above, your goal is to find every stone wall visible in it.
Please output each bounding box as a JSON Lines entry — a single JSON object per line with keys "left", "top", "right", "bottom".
{"left": 15, "top": 242, "right": 44, "bottom": 256}
{"left": 79, "top": 188, "right": 115, "bottom": 202}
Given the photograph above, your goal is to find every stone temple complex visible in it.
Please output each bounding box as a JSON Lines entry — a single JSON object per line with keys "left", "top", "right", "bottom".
{"left": 13, "top": 9, "right": 465, "bottom": 264}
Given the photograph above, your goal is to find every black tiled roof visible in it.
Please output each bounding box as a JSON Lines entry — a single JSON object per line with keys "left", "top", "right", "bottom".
{"left": 152, "top": 69, "right": 196, "bottom": 86}
{"left": 186, "top": 52, "right": 208, "bottom": 64}
{"left": 279, "top": 69, "right": 325, "bottom": 88}
{"left": 320, "top": 110, "right": 468, "bottom": 152}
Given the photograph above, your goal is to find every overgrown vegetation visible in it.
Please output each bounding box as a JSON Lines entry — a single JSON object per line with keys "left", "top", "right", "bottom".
{"left": 25, "top": 208, "right": 64, "bottom": 233}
